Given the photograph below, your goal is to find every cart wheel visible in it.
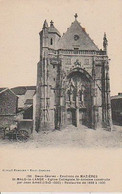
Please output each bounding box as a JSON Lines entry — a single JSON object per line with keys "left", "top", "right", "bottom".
{"left": 16, "top": 130, "right": 29, "bottom": 142}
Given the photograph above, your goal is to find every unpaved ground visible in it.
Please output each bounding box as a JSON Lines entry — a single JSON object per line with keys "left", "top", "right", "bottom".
{"left": 0, "top": 125, "right": 122, "bottom": 148}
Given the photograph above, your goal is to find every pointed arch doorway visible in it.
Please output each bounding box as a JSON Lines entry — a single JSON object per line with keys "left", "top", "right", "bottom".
{"left": 66, "top": 68, "right": 92, "bottom": 128}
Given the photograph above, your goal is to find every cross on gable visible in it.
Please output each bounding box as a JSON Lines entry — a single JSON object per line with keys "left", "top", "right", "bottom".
{"left": 50, "top": 20, "right": 54, "bottom": 26}
{"left": 74, "top": 13, "right": 78, "bottom": 20}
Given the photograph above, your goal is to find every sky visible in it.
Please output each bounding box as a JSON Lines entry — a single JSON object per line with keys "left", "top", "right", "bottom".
{"left": 0, "top": 0, "right": 122, "bottom": 96}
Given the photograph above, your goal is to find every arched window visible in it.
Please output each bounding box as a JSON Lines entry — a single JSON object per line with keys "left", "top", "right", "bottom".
{"left": 72, "top": 88, "right": 76, "bottom": 101}
{"left": 79, "top": 90, "right": 83, "bottom": 101}
{"left": 50, "top": 38, "right": 53, "bottom": 45}
{"left": 67, "top": 90, "right": 70, "bottom": 101}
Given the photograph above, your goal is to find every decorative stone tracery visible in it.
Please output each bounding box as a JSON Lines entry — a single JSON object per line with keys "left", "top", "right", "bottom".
{"left": 35, "top": 16, "right": 112, "bottom": 131}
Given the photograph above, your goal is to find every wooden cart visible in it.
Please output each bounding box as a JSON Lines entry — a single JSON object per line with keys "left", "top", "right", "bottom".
{"left": 0, "top": 119, "right": 33, "bottom": 142}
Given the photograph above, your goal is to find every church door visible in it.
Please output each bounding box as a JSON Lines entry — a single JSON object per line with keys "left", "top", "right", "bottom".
{"left": 66, "top": 70, "right": 92, "bottom": 128}
{"left": 72, "top": 109, "right": 76, "bottom": 126}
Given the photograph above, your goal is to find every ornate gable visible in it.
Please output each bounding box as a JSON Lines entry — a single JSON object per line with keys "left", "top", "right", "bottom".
{"left": 58, "top": 19, "right": 99, "bottom": 50}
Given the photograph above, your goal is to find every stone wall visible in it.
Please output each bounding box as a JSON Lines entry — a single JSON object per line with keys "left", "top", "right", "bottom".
{"left": 0, "top": 89, "right": 17, "bottom": 115}
{"left": 0, "top": 115, "right": 16, "bottom": 127}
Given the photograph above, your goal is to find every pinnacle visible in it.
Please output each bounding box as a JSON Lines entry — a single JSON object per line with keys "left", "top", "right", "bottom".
{"left": 43, "top": 20, "right": 48, "bottom": 29}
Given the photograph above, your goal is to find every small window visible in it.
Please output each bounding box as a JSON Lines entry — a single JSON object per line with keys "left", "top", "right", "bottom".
{"left": 53, "top": 78, "right": 55, "bottom": 81}
{"left": 53, "top": 64, "right": 55, "bottom": 68}
{"left": 67, "top": 90, "right": 70, "bottom": 101}
{"left": 72, "top": 89, "right": 76, "bottom": 101}
{"left": 50, "top": 38, "right": 53, "bottom": 45}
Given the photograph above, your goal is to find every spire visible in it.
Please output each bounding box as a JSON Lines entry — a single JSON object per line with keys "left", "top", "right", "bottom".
{"left": 43, "top": 20, "right": 48, "bottom": 29}
{"left": 103, "top": 32, "right": 108, "bottom": 52}
{"left": 74, "top": 13, "right": 78, "bottom": 20}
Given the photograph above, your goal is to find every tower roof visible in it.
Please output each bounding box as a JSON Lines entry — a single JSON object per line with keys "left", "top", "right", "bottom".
{"left": 58, "top": 18, "right": 99, "bottom": 50}
{"left": 48, "top": 20, "right": 61, "bottom": 37}
{"left": 43, "top": 20, "right": 48, "bottom": 29}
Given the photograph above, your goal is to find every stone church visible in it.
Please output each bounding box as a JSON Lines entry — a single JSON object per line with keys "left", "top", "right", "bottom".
{"left": 35, "top": 14, "right": 111, "bottom": 132}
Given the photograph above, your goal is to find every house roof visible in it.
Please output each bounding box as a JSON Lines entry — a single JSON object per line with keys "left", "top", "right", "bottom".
{"left": 25, "top": 99, "right": 33, "bottom": 105}
{"left": 0, "top": 88, "right": 7, "bottom": 93}
{"left": 58, "top": 19, "right": 99, "bottom": 50}
{"left": 17, "top": 105, "right": 33, "bottom": 114}
{"left": 11, "top": 86, "right": 36, "bottom": 95}
{"left": 111, "top": 93, "right": 122, "bottom": 100}
{"left": 25, "top": 90, "right": 35, "bottom": 99}
{"left": 0, "top": 87, "right": 18, "bottom": 97}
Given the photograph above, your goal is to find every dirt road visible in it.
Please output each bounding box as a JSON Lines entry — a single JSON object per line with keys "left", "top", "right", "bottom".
{"left": 0, "top": 125, "right": 122, "bottom": 149}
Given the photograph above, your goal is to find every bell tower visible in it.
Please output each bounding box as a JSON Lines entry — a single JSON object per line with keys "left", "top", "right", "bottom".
{"left": 35, "top": 19, "right": 61, "bottom": 132}
{"left": 35, "top": 20, "right": 50, "bottom": 132}
{"left": 48, "top": 20, "right": 61, "bottom": 49}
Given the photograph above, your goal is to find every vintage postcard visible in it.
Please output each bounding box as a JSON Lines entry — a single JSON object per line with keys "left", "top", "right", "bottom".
{"left": 0, "top": 0, "right": 122, "bottom": 192}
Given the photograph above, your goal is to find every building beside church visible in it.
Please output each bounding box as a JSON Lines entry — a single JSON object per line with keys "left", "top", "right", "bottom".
{"left": 111, "top": 93, "right": 122, "bottom": 126}
{"left": 35, "top": 14, "right": 112, "bottom": 132}
{"left": 0, "top": 88, "right": 18, "bottom": 127}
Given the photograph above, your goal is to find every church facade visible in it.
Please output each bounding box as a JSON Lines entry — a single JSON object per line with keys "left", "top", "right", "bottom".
{"left": 35, "top": 14, "right": 111, "bottom": 132}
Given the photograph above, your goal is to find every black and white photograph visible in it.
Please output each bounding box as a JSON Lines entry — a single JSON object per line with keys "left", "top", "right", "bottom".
{"left": 0, "top": 0, "right": 121, "bottom": 192}
{"left": 0, "top": 0, "right": 121, "bottom": 148}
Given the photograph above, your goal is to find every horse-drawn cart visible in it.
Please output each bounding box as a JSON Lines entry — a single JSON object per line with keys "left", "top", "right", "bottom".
{"left": 0, "top": 119, "right": 33, "bottom": 142}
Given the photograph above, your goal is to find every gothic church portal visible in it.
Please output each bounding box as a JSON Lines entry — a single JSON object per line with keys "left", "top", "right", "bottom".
{"left": 35, "top": 14, "right": 111, "bottom": 131}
